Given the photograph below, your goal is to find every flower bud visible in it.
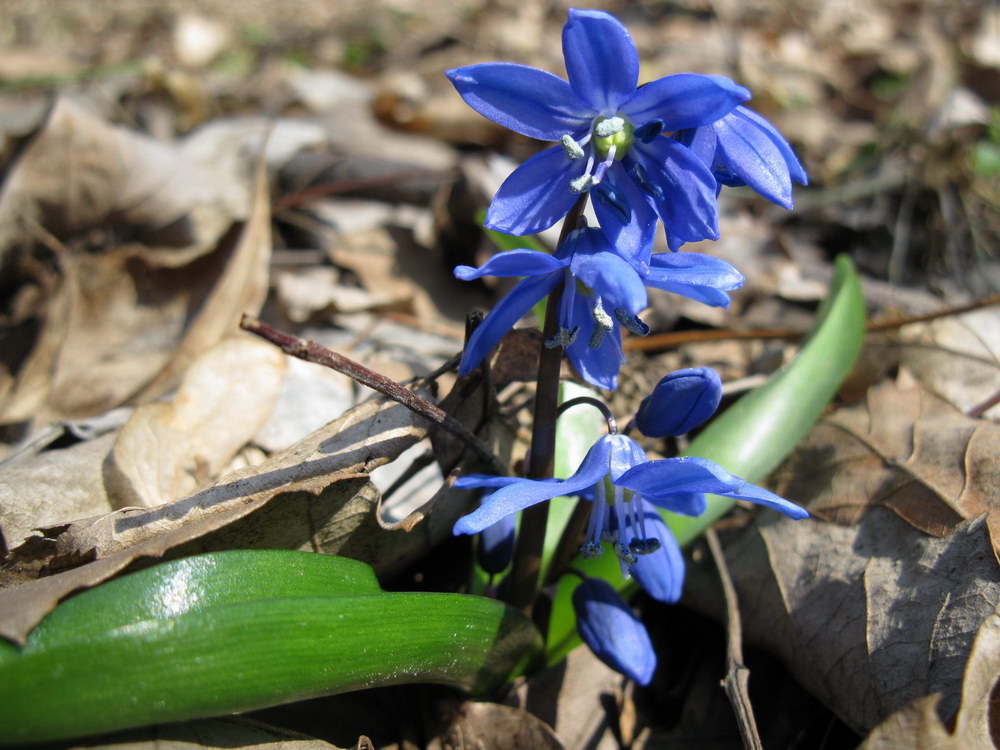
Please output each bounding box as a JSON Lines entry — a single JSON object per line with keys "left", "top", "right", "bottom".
{"left": 635, "top": 367, "right": 722, "bottom": 437}
{"left": 572, "top": 577, "right": 656, "bottom": 685}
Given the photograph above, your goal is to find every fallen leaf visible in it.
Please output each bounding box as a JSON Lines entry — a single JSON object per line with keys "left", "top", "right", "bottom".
{"left": 103, "top": 336, "right": 286, "bottom": 508}
{"left": 858, "top": 604, "right": 1000, "bottom": 749}
{"left": 897, "top": 309, "right": 1000, "bottom": 419}
{"left": 774, "top": 375, "right": 1000, "bottom": 546}
{"left": 0, "top": 141, "right": 272, "bottom": 429}
{"left": 0, "top": 394, "right": 429, "bottom": 645}
{"left": 0, "top": 432, "right": 117, "bottom": 551}
{"left": 0, "top": 98, "right": 198, "bottom": 260}
{"left": 427, "top": 701, "right": 564, "bottom": 750}
{"left": 684, "top": 509, "right": 1000, "bottom": 735}
{"left": 74, "top": 716, "right": 348, "bottom": 750}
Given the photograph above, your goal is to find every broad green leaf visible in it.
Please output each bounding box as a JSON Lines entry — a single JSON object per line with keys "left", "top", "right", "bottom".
{"left": 0, "top": 551, "right": 542, "bottom": 744}
{"left": 545, "top": 254, "right": 866, "bottom": 663}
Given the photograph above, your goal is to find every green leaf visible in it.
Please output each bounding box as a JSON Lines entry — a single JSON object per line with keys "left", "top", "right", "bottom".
{"left": 0, "top": 551, "right": 543, "bottom": 744}
{"left": 545, "top": 254, "right": 866, "bottom": 663}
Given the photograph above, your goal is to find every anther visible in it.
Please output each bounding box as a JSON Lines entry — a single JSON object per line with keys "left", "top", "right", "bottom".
{"left": 580, "top": 541, "right": 604, "bottom": 559}
{"left": 628, "top": 162, "right": 663, "bottom": 199}
{"left": 633, "top": 119, "right": 664, "bottom": 143}
{"left": 594, "top": 116, "right": 625, "bottom": 137}
{"left": 560, "top": 134, "right": 586, "bottom": 160}
{"left": 614, "top": 309, "right": 650, "bottom": 336}
{"left": 589, "top": 298, "right": 614, "bottom": 349}
{"left": 613, "top": 542, "right": 639, "bottom": 566}
{"left": 629, "top": 538, "right": 662, "bottom": 556}
{"left": 545, "top": 326, "right": 579, "bottom": 349}
{"left": 593, "top": 183, "right": 630, "bottom": 224}
{"left": 570, "top": 174, "right": 594, "bottom": 193}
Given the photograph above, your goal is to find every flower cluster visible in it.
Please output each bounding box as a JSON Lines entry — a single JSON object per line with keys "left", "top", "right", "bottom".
{"left": 446, "top": 8, "right": 808, "bottom": 684}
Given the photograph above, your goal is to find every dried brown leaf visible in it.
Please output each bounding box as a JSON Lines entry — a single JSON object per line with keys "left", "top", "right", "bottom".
{"left": 75, "top": 715, "right": 348, "bottom": 750}
{"left": 0, "top": 433, "right": 116, "bottom": 551}
{"left": 427, "top": 701, "right": 564, "bottom": 750}
{"left": 0, "top": 98, "right": 197, "bottom": 259}
{"left": 774, "top": 376, "right": 1000, "bottom": 544}
{"left": 103, "top": 337, "right": 286, "bottom": 509}
{"left": 858, "top": 606, "right": 1000, "bottom": 749}
{"left": 686, "top": 509, "right": 1000, "bottom": 735}
{"left": 0, "top": 146, "right": 272, "bottom": 426}
{"left": 897, "top": 310, "right": 1000, "bottom": 419}
{"left": 0, "top": 395, "right": 429, "bottom": 645}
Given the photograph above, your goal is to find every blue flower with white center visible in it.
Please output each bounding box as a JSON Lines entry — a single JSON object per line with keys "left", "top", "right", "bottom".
{"left": 446, "top": 8, "right": 751, "bottom": 257}
{"left": 452, "top": 433, "right": 807, "bottom": 575}
{"left": 455, "top": 226, "right": 745, "bottom": 390}
{"left": 572, "top": 576, "right": 656, "bottom": 684}
{"left": 675, "top": 105, "right": 808, "bottom": 210}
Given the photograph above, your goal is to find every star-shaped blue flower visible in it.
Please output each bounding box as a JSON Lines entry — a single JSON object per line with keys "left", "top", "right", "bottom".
{"left": 456, "top": 226, "right": 744, "bottom": 390}
{"left": 676, "top": 105, "right": 808, "bottom": 209}
{"left": 447, "top": 8, "right": 751, "bottom": 257}
{"left": 453, "top": 433, "right": 808, "bottom": 575}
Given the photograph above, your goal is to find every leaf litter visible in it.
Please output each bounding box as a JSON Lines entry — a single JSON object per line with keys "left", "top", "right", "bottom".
{"left": 0, "top": 1, "right": 999, "bottom": 747}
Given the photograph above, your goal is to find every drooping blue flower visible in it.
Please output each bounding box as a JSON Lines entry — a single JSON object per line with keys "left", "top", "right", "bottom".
{"left": 675, "top": 105, "right": 808, "bottom": 210}
{"left": 456, "top": 226, "right": 744, "bottom": 390}
{"left": 453, "top": 433, "right": 807, "bottom": 574}
{"left": 572, "top": 576, "right": 656, "bottom": 684}
{"left": 634, "top": 367, "right": 723, "bottom": 437}
{"left": 446, "top": 8, "right": 751, "bottom": 256}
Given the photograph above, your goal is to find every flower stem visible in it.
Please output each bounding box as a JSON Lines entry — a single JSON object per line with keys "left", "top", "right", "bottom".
{"left": 506, "top": 195, "right": 588, "bottom": 617}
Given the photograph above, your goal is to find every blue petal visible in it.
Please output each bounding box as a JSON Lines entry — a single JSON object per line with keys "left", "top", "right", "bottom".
{"left": 454, "top": 474, "right": 524, "bottom": 490}
{"left": 572, "top": 577, "right": 656, "bottom": 685}
{"left": 618, "top": 457, "right": 809, "bottom": 519}
{"left": 446, "top": 63, "right": 590, "bottom": 141}
{"left": 486, "top": 146, "right": 583, "bottom": 236}
{"left": 635, "top": 367, "right": 723, "bottom": 437}
{"left": 458, "top": 272, "right": 559, "bottom": 375}
{"left": 477, "top": 492, "right": 517, "bottom": 575}
{"left": 562, "top": 9, "right": 639, "bottom": 112}
{"left": 623, "top": 74, "right": 750, "bottom": 130}
{"left": 564, "top": 290, "right": 625, "bottom": 390}
{"left": 592, "top": 165, "right": 658, "bottom": 264}
{"left": 629, "top": 502, "right": 685, "bottom": 603}
{"left": 455, "top": 249, "right": 568, "bottom": 280}
{"left": 714, "top": 107, "right": 807, "bottom": 209}
{"left": 607, "top": 434, "right": 649, "bottom": 481}
{"left": 452, "top": 435, "right": 613, "bottom": 535}
{"left": 570, "top": 248, "right": 648, "bottom": 315}
{"left": 644, "top": 251, "right": 744, "bottom": 308}
{"left": 633, "top": 138, "right": 720, "bottom": 251}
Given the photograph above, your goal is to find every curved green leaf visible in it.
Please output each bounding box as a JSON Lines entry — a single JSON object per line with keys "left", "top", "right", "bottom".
{"left": 0, "top": 551, "right": 542, "bottom": 744}
{"left": 546, "top": 254, "right": 866, "bottom": 663}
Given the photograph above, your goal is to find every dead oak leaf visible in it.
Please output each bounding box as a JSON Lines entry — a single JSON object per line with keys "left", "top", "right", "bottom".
{"left": 774, "top": 376, "right": 1000, "bottom": 555}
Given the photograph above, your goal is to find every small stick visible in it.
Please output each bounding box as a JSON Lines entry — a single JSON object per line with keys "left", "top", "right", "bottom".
{"left": 624, "top": 291, "right": 1000, "bottom": 352}
{"left": 240, "top": 314, "right": 505, "bottom": 474}
{"left": 705, "top": 528, "right": 763, "bottom": 750}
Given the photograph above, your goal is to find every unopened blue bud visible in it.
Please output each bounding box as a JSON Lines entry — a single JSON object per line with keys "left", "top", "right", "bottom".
{"left": 573, "top": 577, "right": 656, "bottom": 685}
{"left": 635, "top": 367, "right": 722, "bottom": 437}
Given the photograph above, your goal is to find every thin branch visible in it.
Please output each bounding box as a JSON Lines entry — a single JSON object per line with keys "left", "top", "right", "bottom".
{"left": 240, "top": 314, "right": 504, "bottom": 474}
{"left": 705, "top": 528, "right": 763, "bottom": 750}
{"left": 624, "top": 291, "right": 1000, "bottom": 352}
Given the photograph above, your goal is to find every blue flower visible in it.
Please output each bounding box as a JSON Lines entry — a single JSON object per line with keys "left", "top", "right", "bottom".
{"left": 572, "top": 576, "right": 656, "bottom": 684}
{"left": 446, "top": 8, "right": 751, "bottom": 256}
{"left": 453, "top": 433, "right": 807, "bottom": 574}
{"left": 456, "top": 226, "right": 744, "bottom": 390}
{"left": 675, "top": 105, "right": 808, "bottom": 209}
{"left": 476, "top": 491, "right": 516, "bottom": 575}
{"left": 634, "top": 367, "right": 723, "bottom": 437}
